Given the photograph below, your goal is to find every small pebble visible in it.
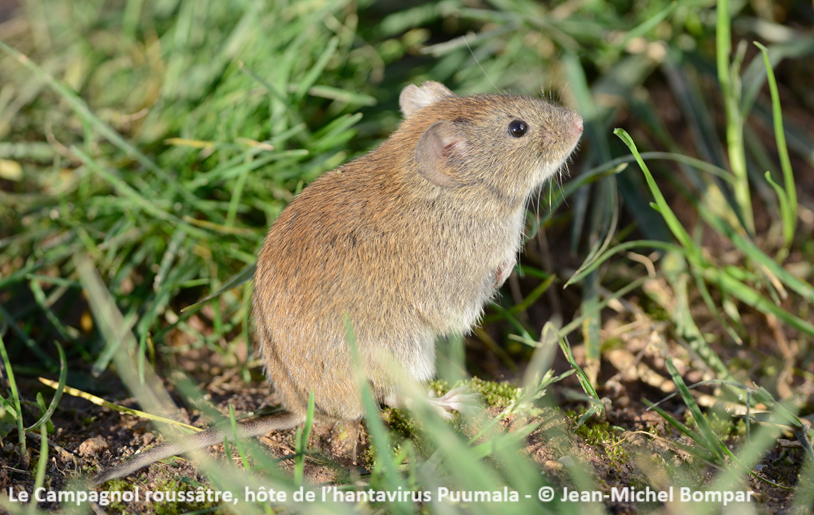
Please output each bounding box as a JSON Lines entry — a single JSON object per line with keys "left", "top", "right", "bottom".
{"left": 78, "top": 437, "right": 109, "bottom": 457}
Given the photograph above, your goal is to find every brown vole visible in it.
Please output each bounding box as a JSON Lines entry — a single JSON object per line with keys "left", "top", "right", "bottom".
{"left": 93, "top": 81, "right": 582, "bottom": 484}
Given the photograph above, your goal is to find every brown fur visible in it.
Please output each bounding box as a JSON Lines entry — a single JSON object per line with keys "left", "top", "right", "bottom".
{"left": 254, "top": 82, "right": 582, "bottom": 422}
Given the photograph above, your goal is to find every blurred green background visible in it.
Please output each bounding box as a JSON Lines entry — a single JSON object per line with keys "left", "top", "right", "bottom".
{"left": 2, "top": 0, "right": 812, "bottom": 385}
{"left": 1, "top": 0, "right": 814, "bottom": 511}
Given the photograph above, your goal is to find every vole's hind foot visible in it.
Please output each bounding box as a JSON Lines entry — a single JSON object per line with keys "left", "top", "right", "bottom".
{"left": 429, "top": 387, "right": 480, "bottom": 419}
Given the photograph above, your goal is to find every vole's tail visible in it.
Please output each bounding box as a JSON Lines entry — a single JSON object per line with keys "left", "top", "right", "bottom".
{"left": 92, "top": 410, "right": 305, "bottom": 485}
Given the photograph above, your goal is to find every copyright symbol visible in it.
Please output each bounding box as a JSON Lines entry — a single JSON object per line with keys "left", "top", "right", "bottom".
{"left": 538, "top": 487, "right": 555, "bottom": 502}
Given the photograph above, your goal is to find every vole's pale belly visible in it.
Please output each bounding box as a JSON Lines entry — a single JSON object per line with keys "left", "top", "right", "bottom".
{"left": 397, "top": 209, "right": 526, "bottom": 381}
{"left": 446, "top": 209, "right": 525, "bottom": 330}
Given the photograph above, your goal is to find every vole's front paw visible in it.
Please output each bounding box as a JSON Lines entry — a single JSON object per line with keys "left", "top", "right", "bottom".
{"left": 494, "top": 256, "right": 516, "bottom": 288}
{"left": 428, "top": 386, "right": 480, "bottom": 419}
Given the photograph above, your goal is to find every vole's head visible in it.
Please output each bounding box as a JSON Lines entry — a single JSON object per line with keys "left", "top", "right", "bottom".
{"left": 399, "top": 81, "right": 582, "bottom": 208}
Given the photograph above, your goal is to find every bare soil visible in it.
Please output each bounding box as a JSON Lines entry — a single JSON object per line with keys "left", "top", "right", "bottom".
{"left": 3, "top": 309, "right": 813, "bottom": 515}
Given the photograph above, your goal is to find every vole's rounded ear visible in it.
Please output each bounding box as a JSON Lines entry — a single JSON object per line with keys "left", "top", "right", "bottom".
{"left": 400, "top": 82, "right": 456, "bottom": 119}
{"left": 414, "top": 121, "right": 469, "bottom": 188}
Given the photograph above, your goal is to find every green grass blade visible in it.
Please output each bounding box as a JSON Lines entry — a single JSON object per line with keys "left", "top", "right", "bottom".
{"left": 541, "top": 150, "right": 729, "bottom": 234}
{"left": 33, "top": 425, "right": 48, "bottom": 499}
{"left": 690, "top": 270, "right": 743, "bottom": 344}
{"left": 182, "top": 262, "right": 256, "bottom": 313}
{"left": 662, "top": 257, "right": 734, "bottom": 381}
{"left": 70, "top": 146, "right": 208, "bottom": 239}
{"left": 644, "top": 400, "right": 722, "bottom": 463}
{"left": 343, "top": 317, "right": 409, "bottom": 515}
{"left": 557, "top": 277, "right": 647, "bottom": 338}
{"left": 664, "top": 358, "right": 725, "bottom": 461}
{"left": 616, "top": 2, "right": 678, "bottom": 50}
{"left": 755, "top": 41, "right": 797, "bottom": 249}
{"left": 699, "top": 208, "right": 814, "bottom": 303}
{"left": 717, "top": 0, "right": 753, "bottom": 234}
{"left": 25, "top": 342, "right": 67, "bottom": 432}
{"left": 764, "top": 170, "right": 793, "bottom": 249}
{"left": 614, "top": 128, "right": 703, "bottom": 265}
{"left": 28, "top": 278, "right": 77, "bottom": 342}
{"left": 482, "top": 273, "right": 555, "bottom": 324}
{"left": 566, "top": 239, "right": 683, "bottom": 287}
{"left": 0, "top": 333, "right": 25, "bottom": 457}
{"left": 39, "top": 377, "right": 201, "bottom": 433}
{"left": 294, "top": 390, "right": 315, "bottom": 486}
{"left": 705, "top": 268, "right": 814, "bottom": 338}
{"left": 75, "top": 254, "right": 182, "bottom": 414}
{"left": 791, "top": 456, "right": 814, "bottom": 511}
{"left": 555, "top": 326, "right": 603, "bottom": 420}
{"left": 296, "top": 37, "right": 340, "bottom": 100}
{"left": 469, "top": 422, "right": 539, "bottom": 460}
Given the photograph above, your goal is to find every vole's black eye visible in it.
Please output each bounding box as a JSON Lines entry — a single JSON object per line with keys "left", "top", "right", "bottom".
{"left": 509, "top": 120, "right": 528, "bottom": 138}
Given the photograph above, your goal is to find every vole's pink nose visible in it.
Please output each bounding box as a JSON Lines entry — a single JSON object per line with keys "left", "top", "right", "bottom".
{"left": 575, "top": 117, "right": 583, "bottom": 133}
